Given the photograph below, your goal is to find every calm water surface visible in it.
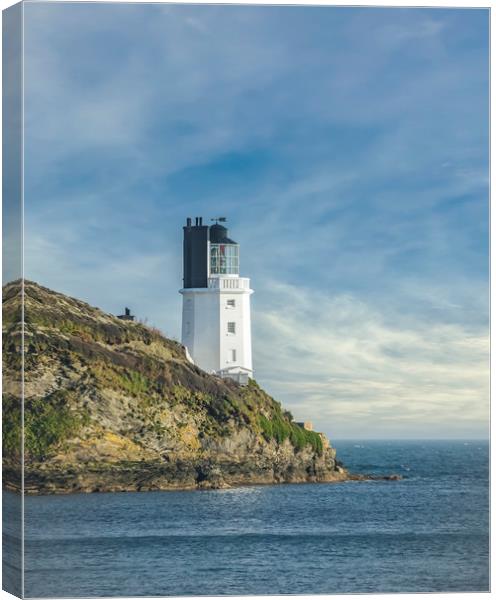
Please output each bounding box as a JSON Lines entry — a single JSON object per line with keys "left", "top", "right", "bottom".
{"left": 8, "top": 440, "right": 490, "bottom": 596}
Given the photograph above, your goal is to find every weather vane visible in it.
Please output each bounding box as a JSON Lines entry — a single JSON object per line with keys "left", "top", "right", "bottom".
{"left": 211, "top": 217, "right": 227, "bottom": 224}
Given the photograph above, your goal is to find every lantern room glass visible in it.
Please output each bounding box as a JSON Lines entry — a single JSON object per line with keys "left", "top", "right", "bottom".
{"left": 210, "top": 243, "right": 239, "bottom": 275}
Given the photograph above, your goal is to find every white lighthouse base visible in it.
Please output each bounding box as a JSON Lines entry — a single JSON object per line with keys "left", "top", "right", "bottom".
{"left": 180, "top": 276, "right": 253, "bottom": 380}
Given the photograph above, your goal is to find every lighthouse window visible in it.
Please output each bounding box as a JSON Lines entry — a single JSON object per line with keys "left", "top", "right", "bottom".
{"left": 226, "top": 299, "right": 236, "bottom": 308}
{"left": 210, "top": 244, "right": 239, "bottom": 275}
{"left": 230, "top": 349, "right": 237, "bottom": 362}
{"left": 227, "top": 321, "right": 236, "bottom": 334}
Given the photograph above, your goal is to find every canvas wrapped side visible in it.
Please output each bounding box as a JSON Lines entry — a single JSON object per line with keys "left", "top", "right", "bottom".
{"left": 3, "top": 2, "right": 24, "bottom": 597}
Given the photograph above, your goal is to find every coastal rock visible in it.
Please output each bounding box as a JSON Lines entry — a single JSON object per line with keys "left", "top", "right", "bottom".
{"left": 347, "top": 473, "right": 403, "bottom": 482}
{"left": 3, "top": 280, "right": 347, "bottom": 494}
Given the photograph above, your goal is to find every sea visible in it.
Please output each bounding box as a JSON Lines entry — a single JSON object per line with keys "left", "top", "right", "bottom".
{"left": 4, "top": 440, "right": 490, "bottom": 597}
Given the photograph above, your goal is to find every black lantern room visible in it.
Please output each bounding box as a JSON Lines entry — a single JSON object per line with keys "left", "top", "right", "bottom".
{"left": 183, "top": 217, "right": 239, "bottom": 288}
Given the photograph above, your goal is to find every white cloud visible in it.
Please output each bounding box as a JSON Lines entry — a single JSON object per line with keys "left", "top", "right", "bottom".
{"left": 252, "top": 281, "right": 489, "bottom": 439}
{"left": 378, "top": 19, "right": 446, "bottom": 44}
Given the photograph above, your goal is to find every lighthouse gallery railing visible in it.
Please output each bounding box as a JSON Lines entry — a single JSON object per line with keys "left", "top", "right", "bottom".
{"left": 207, "top": 277, "right": 250, "bottom": 290}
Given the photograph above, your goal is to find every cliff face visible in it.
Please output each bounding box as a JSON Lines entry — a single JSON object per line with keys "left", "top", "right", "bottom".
{"left": 3, "top": 281, "right": 346, "bottom": 494}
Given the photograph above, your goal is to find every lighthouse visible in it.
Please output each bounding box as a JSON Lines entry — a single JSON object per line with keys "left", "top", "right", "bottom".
{"left": 179, "top": 217, "right": 253, "bottom": 384}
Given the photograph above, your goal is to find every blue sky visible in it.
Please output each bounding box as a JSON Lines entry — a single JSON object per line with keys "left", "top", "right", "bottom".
{"left": 20, "top": 3, "right": 489, "bottom": 439}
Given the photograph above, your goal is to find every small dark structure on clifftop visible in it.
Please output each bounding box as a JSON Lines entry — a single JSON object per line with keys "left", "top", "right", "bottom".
{"left": 117, "top": 307, "right": 135, "bottom": 321}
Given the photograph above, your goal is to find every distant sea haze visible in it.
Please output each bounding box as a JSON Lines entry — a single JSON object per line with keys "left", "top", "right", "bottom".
{"left": 9, "top": 440, "right": 488, "bottom": 597}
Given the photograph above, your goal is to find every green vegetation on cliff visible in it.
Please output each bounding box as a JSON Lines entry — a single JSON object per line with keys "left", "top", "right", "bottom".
{"left": 4, "top": 388, "right": 92, "bottom": 462}
{"left": 259, "top": 413, "right": 323, "bottom": 455}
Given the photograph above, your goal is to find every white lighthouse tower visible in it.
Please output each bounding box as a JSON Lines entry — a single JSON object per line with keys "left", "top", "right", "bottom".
{"left": 179, "top": 217, "right": 253, "bottom": 384}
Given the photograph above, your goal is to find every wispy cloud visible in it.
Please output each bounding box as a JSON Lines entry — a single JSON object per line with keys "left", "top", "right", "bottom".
{"left": 253, "top": 282, "right": 489, "bottom": 439}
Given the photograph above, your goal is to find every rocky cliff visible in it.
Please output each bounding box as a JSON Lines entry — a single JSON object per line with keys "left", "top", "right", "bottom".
{"left": 3, "top": 280, "right": 347, "bottom": 494}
